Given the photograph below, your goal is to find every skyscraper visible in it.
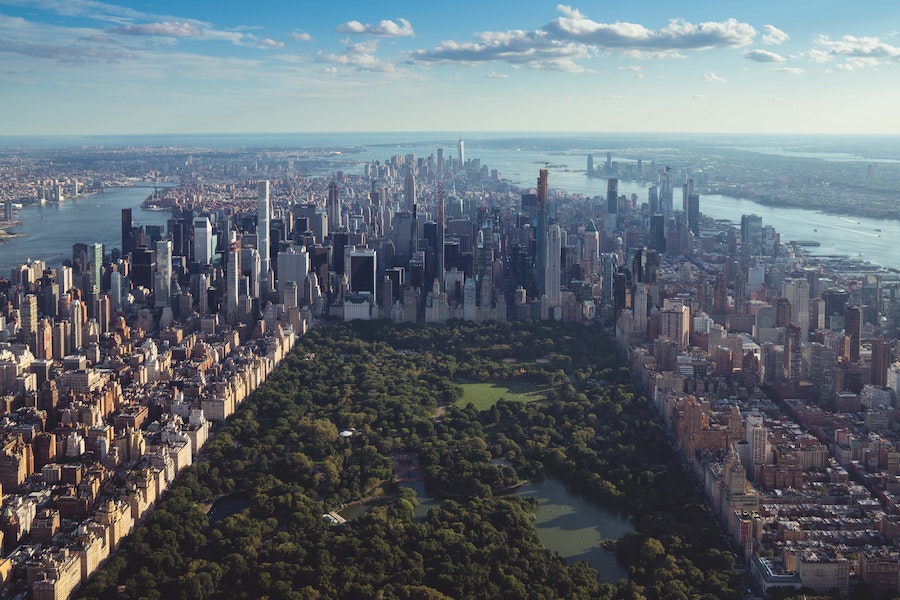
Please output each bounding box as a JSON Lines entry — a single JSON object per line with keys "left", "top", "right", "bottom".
{"left": 740, "top": 214, "right": 763, "bottom": 256}
{"left": 257, "top": 181, "right": 271, "bottom": 294}
{"left": 193, "top": 217, "right": 213, "bottom": 266}
{"left": 327, "top": 181, "right": 341, "bottom": 232}
{"left": 403, "top": 173, "right": 416, "bottom": 212}
{"left": 782, "top": 278, "right": 810, "bottom": 342}
{"left": 457, "top": 137, "right": 465, "bottom": 171}
{"left": 20, "top": 294, "right": 38, "bottom": 351}
{"left": 349, "top": 249, "right": 377, "bottom": 298}
{"left": 607, "top": 178, "right": 618, "bottom": 216}
{"left": 89, "top": 242, "right": 103, "bottom": 292}
{"left": 545, "top": 223, "right": 561, "bottom": 308}
{"left": 436, "top": 188, "right": 445, "bottom": 291}
{"left": 277, "top": 246, "right": 310, "bottom": 301}
{"left": 536, "top": 169, "right": 548, "bottom": 297}
{"left": 121, "top": 208, "right": 135, "bottom": 257}
{"left": 844, "top": 304, "right": 862, "bottom": 363}
{"left": 154, "top": 239, "right": 172, "bottom": 308}
{"left": 872, "top": 335, "right": 891, "bottom": 387}
{"left": 226, "top": 240, "right": 241, "bottom": 321}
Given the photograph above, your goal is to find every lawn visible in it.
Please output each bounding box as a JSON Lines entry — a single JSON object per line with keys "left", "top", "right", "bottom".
{"left": 456, "top": 381, "right": 547, "bottom": 410}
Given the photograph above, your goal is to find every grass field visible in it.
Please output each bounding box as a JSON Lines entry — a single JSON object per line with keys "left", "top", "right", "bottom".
{"left": 456, "top": 381, "right": 547, "bottom": 410}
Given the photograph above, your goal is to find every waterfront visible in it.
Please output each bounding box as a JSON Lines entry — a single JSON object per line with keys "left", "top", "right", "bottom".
{"left": 2, "top": 135, "right": 899, "bottom": 274}
{"left": 0, "top": 187, "right": 170, "bottom": 275}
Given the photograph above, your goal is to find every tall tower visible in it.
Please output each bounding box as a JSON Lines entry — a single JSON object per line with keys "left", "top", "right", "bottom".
{"left": 606, "top": 178, "right": 618, "bottom": 217}
{"left": 20, "top": 294, "right": 38, "bottom": 351}
{"left": 536, "top": 169, "right": 548, "bottom": 297}
{"left": 257, "top": 181, "right": 271, "bottom": 295}
{"left": 872, "top": 335, "right": 891, "bottom": 387}
{"left": 782, "top": 278, "right": 810, "bottom": 342}
{"left": 193, "top": 217, "right": 213, "bottom": 266}
{"left": 583, "top": 220, "right": 599, "bottom": 276}
{"left": 226, "top": 240, "right": 241, "bottom": 321}
{"left": 457, "top": 137, "right": 465, "bottom": 171}
{"left": 437, "top": 186, "right": 445, "bottom": 291}
{"left": 327, "top": 180, "right": 341, "bottom": 232}
{"left": 89, "top": 242, "right": 103, "bottom": 292}
{"left": 404, "top": 173, "right": 416, "bottom": 212}
{"left": 154, "top": 239, "right": 172, "bottom": 308}
{"left": 545, "top": 223, "right": 561, "bottom": 309}
{"left": 121, "top": 209, "right": 134, "bottom": 257}
{"left": 844, "top": 304, "right": 862, "bottom": 363}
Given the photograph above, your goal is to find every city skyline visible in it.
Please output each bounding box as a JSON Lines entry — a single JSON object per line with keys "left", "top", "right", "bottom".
{"left": 2, "top": 0, "right": 900, "bottom": 135}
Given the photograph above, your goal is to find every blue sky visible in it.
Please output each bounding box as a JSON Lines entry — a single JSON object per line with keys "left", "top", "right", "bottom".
{"left": 2, "top": 0, "right": 899, "bottom": 135}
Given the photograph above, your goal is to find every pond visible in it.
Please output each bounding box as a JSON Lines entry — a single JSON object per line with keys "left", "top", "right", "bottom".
{"left": 207, "top": 492, "right": 250, "bottom": 525}
{"left": 337, "top": 477, "right": 632, "bottom": 583}
{"left": 516, "top": 477, "right": 632, "bottom": 583}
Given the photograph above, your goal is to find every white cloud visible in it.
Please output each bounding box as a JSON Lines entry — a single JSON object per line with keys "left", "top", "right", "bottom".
{"left": 410, "top": 6, "right": 755, "bottom": 72}
{"left": 703, "top": 71, "right": 726, "bottom": 83}
{"left": 256, "top": 38, "right": 283, "bottom": 49}
{"left": 810, "top": 34, "right": 900, "bottom": 70}
{"left": 546, "top": 6, "right": 756, "bottom": 50}
{"left": 108, "top": 21, "right": 201, "bottom": 37}
{"left": 487, "top": 71, "right": 508, "bottom": 79}
{"left": 817, "top": 34, "right": 900, "bottom": 58}
{"left": 745, "top": 49, "right": 785, "bottom": 62}
{"left": 801, "top": 49, "right": 832, "bottom": 63}
{"left": 292, "top": 31, "right": 312, "bottom": 42}
{"left": 407, "top": 28, "right": 592, "bottom": 72}
{"left": 836, "top": 56, "right": 880, "bottom": 70}
{"left": 620, "top": 65, "right": 644, "bottom": 78}
{"left": 336, "top": 18, "right": 415, "bottom": 37}
{"left": 316, "top": 39, "right": 399, "bottom": 73}
{"left": 776, "top": 66, "right": 805, "bottom": 74}
{"left": 761, "top": 25, "right": 788, "bottom": 45}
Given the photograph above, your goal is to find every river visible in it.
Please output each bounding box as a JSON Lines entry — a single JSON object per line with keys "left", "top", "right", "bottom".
{"left": 2, "top": 138, "right": 897, "bottom": 274}
{"left": 0, "top": 187, "right": 170, "bottom": 275}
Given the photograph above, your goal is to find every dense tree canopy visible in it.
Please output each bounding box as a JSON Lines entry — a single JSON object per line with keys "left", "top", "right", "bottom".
{"left": 78, "top": 320, "right": 738, "bottom": 600}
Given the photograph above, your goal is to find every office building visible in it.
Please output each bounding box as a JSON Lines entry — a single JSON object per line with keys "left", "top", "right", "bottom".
{"left": 154, "top": 240, "right": 172, "bottom": 308}
{"left": 193, "top": 217, "right": 213, "bottom": 266}
{"left": 257, "top": 181, "right": 271, "bottom": 294}
{"left": 545, "top": 223, "right": 561, "bottom": 308}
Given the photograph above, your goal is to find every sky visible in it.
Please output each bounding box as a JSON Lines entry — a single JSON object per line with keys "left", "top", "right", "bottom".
{"left": 2, "top": 0, "right": 900, "bottom": 135}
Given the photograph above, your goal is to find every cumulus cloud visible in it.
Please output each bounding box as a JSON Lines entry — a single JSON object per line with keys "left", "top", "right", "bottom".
{"left": 836, "top": 56, "right": 881, "bottom": 70}
{"left": 802, "top": 49, "right": 832, "bottom": 63}
{"left": 761, "top": 25, "right": 788, "bottom": 45}
{"left": 817, "top": 34, "right": 900, "bottom": 58}
{"left": 336, "top": 18, "right": 415, "bottom": 37}
{"left": 776, "top": 66, "right": 805, "bottom": 74}
{"left": 410, "top": 6, "right": 756, "bottom": 72}
{"left": 545, "top": 6, "right": 756, "bottom": 50}
{"left": 487, "top": 71, "right": 508, "bottom": 78}
{"left": 703, "top": 71, "right": 726, "bottom": 83}
{"left": 292, "top": 31, "right": 312, "bottom": 42}
{"left": 620, "top": 65, "right": 644, "bottom": 78}
{"left": 255, "top": 38, "right": 283, "bottom": 49}
{"left": 316, "top": 39, "right": 398, "bottom": 73}
{"left": 809, "top": 34, "right": 900, "bottom": 70}
{"left": 745, "top": 49, "right": 786, "bottom": 62}
{"left": 407, "top": 28, "right": 591, "bottom": 72}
